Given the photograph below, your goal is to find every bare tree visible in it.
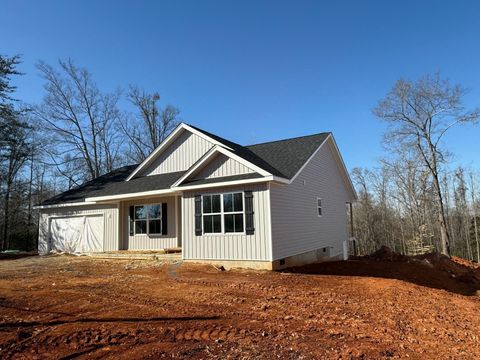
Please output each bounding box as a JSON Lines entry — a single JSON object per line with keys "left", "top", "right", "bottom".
{"left": 470, "top": 172, "right": 480, "bottom": 262}
{"left": 120, "top": 86, "right": 180, "bottom": 162}
{"left": 0, "top": 55, "right": 33, "bottom": 250}
{"left": 374, "top": 73, "right": 480, "bottom": 256}
{"left": 34, "top": 59, "right": 126, "bottom": 186}
{"left": 0, "top": 116, "right": 31, "bottom": 250}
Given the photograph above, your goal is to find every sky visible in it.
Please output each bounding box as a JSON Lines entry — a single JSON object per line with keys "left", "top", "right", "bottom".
{"left": 2, "top": 0, "right": 480, "bottom": 171}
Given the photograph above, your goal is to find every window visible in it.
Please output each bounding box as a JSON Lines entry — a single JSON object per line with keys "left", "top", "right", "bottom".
{"left": 202, "top": 192, "right": 244, "bottom": 234}
{"left": 317, "top": 198, "right": 322, "bottom": 217}
{"left": 134, "top": 204, "right": 162, "bottom": 235}
{"left": 148, "top": 204, "right": 162, "bottom": 235}
{"left": 134, "top": 206, "right": 147, "bottom": 234}
{"left": 203, "top": 194, "right": 222, "bottom": 233}
{"left": 223, "top": 193, "right": 244, "bottom": 233}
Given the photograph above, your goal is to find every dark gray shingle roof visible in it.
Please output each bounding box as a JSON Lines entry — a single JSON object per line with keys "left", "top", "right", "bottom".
{"left": 187, "top": 124, "right": 285, "bottom": 177}
{"left": 246, "top": 133, "right": 330, "bottom": 179}
{"left": 188, "top": 124, "right": 330, "bottom": 179}
{"left": 41, "top": 168, "right": 185, "bottom": 205}
{"left": 42, "top": 125, "right": 330, "bottom": 206}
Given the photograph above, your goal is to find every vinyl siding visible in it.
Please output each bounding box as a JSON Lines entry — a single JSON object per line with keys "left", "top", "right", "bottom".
{"left": 38, "top": 204, "right": 119, "bottom": 254}
{"left": 141, "top": 130, "right": 213, "bottom": 176}
{"left": 270, "top": 139, "right": 350, "bottom": 260}
{"left": 193, "top": 153, "right": 255, "bottom": 180}
{"left": 182, "top": 183, "right": 272, "bottom": 261}
{"left": 120, "top": 196, "right": 179, "bottom": 250}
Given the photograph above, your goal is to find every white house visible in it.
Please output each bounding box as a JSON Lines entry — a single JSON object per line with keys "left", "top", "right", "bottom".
{"left": 36, "top": 123, "right": 357, "bottom": 270}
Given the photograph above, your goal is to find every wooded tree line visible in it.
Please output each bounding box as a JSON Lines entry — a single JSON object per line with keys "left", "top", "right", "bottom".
{"left": 2, "top": 54, "right": 479, "bottom": 260}
{"left": 352, "top": 74, "right": 480, "bottom": 260}
{"left": 0, "top": 55, "right": 180, "bottom": 251}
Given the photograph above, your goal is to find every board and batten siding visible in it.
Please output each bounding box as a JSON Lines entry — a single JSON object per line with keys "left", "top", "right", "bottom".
{"left": 182, "top": 184, "right": 272, "bottom": 261}
{"left": 38, "top": 204, "right": 119, "bottom": 254}
{"left": 141, "top": 130, "right": 213, "bottom": 176}
{"left": 120, "top": 196, "right": 179, "bottom": 250}
{"left": 270, "top": 139, "right": 351, "bottom": 260}
{"left": 193, "top": 154, "right": 255, "bottom": 180}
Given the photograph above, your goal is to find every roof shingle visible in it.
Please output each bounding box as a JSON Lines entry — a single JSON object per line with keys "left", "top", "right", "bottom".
{"left": 41, "top": 125, "right": 330, "bottom": 206}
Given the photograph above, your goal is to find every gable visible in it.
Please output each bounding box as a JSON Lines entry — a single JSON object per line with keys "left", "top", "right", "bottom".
{"left": 139, "top": 130, "right": 214, "bottom": 177}
{"left": 192, "top": 153, "right": 256, "bottom": 180}
{"left": 246, "top": 133, "right": 330, "bottom": 179}
{"left": 289, "top": 136, "right": 356, "bottom": 201}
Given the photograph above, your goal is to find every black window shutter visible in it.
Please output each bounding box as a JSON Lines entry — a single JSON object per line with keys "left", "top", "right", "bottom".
{"left": 161, "top": 203, "right": 168, "bottom": 235}
{"left": 244, "top": 191, "right": 254, "bottom": 235}
{"left": 129, "top": 206, "right": 134, "bottom": 236}
{"left": 195, "top": 195, "right": 202, "bottom": 236}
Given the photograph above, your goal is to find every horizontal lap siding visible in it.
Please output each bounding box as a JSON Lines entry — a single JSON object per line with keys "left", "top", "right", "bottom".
{"left": 270, "top": 141, "right": 350, "bottom": 260}
{"left": 193, "top": 154, "right": 255, "bottom": 179}
{"left": 121, "top": 196, "right": 178, "bottom": 250}
{"left": 142, "top": 131, "right": 213, "bottom": 176}
{"left": 38, "top": 204, "right": 119, "bottom": 254}
{"left": 182, "top": 184, "right": 272, "bottom": 261}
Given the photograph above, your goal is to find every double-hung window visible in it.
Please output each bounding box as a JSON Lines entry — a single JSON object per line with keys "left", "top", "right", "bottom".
{"left": 134, "top": 204, "right": 162, "bottom": 235}
{"left": 223, "top": 193, "right": 244, "bottom": 233}
{"left": 317, "top": 198, "right": 322, "bottom": 217}
{"left": 203, "top": 195, "right": 222, "bottom": 233}
{"left": 148, "top": 204, "right": 162, "bottom": 234}
{"left": 202, "top": 192, "right": 244, "bottom": 234}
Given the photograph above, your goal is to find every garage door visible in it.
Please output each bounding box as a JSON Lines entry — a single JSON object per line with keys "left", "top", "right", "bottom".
{"left": 49, "top": 215, "right": 104, "bottom": 253}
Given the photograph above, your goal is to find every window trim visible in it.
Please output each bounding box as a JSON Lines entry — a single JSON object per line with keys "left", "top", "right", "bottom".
{"left": 317, "top": 197, "right": 322, "bottom": 217}
{"left": 201, "top": 192, "right": 246, "bottom": 235}
{"left": 202, "top": 194, "right": 222, "bottom": 234}
{"left": 133, "top": 203, "right": 163, "bottom": 236}
{"left": 223, "top": 192, "right": 245, "bottom": 233}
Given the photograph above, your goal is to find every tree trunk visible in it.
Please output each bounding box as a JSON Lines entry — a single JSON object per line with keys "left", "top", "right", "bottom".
{"left": 470, "top": 174, "right": 480, "bottom": 263}
{"left": 27, "top": 153, "right": 34, "bottom": 225}
{"left": 2, "top": 179, "right": 12, "bottom": 251}
{"left": 432, "top": 172, "right": 451, "bottom": 256}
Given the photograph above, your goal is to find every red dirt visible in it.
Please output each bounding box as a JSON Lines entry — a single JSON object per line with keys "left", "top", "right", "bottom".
{"left": 0, "top": 253, "right": 480, "bottom": 359}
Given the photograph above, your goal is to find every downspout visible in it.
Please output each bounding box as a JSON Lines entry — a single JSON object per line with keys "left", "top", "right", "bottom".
{"left": 349, "top": 202, "right": 357, "bottom": 256}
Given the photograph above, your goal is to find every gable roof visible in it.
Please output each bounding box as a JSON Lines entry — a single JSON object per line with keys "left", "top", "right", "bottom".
{"left": 187, "top": 124, "right": 330, "bottom": 179}
{"left": 39, "top": 123, "right": 354, "bottom": 206}
{"left": 41, "top": 167, "right": 185, "bottom": 206}
{"left": 181, "top": 124, "right": 286, "bottom": 178}
{"left": 245, "top": 133, "right": 330, "bottom": 179}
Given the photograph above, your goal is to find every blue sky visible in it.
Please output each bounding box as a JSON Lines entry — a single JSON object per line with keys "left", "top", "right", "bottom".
{"left": 2, "top": 0, "right": 480, "bottom": 171}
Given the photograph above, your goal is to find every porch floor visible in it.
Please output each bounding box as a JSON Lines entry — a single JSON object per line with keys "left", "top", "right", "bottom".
{"left": 88, "top": 248, "right": 182, "bottom": 261}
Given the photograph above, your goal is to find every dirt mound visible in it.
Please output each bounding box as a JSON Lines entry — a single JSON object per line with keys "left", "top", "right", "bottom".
{"left": 365, "top": 245, "right": 410, "bottom": 262}
{"left": 451, "top": 255, "right": 480, "bottom": 269}
{"left": 289, "top": 246, "right": 480, "bottom": 296}
{"left": 415, "top": 251, "right": 480, "bottom": 286}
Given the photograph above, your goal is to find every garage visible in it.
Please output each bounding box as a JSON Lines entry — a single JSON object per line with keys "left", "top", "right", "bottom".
{"left": 48, "top": 215, "right": 104, "bottom": 253}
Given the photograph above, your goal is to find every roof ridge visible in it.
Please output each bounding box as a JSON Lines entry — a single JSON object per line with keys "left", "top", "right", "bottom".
{"left": 186, "top": 123, "right": 245, "bottom": 149}
{"left": 245, "top": 131, "right": 331, "bottom": 147}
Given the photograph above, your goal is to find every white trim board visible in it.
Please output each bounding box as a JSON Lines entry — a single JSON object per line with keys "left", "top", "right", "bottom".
{"left": 126, "top": 123, "right": 234, "bottom": 181}
{"left": 287, "top": 134, "right": 357, "bottom": 201}
{"left": 84, "top": 177, "right": 283, "bottom": 202}
{"left": 327, "top": 136, "right": 358, "bottom": 201}
{"left": 171, "top": 145, "right": 276, "bottom": 187}
{"left": 173, "top": 176, "right": 277, "bottom": 191}
{"left": 289, "top": 134, "right": 331, "bottom": 183}
{"left": 86, "top": 189, "right": 182, "bottom": 202}
{"left": 34, "top": 201, "right": 98, "bottom": 210}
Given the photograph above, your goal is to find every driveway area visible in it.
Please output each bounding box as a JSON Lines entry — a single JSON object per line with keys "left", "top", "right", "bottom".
{"left": 0, "top": 255, "right": 479, "bottom": 359}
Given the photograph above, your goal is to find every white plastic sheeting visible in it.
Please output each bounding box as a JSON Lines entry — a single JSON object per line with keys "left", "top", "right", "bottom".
{"left": 49, "top": 215, "right": 104, "bottom": 253}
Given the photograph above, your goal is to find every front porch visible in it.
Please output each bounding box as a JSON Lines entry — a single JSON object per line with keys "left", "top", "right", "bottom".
{"left": 88, "top": 249, "right": 182, "bottom": 261}
{"left": 117, "top": 195, "right": 183, "bottom": 252}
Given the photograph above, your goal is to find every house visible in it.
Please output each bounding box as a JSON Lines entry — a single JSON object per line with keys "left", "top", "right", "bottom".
{"left": 36, "top": 123, "right": 357, "bottom": 270}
